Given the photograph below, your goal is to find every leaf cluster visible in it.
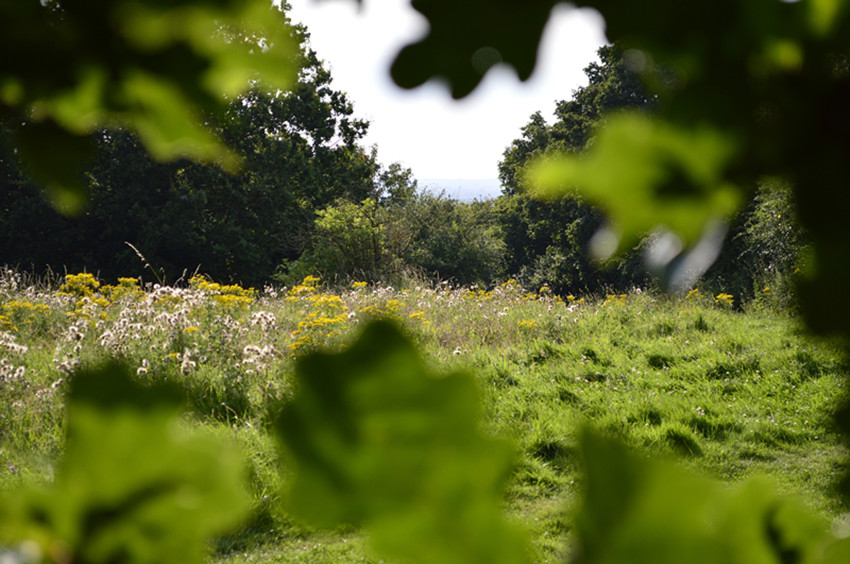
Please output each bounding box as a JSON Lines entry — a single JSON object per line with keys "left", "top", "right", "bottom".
{"left": 1, "top": 0, "right": 300, "bottom": 213}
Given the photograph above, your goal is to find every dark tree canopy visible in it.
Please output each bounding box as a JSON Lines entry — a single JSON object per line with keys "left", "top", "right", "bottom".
{"left": 499, "top": 45, "right": 652, "bottom": 195}
{"left": 0, "top": 32, "right": 393, "bottom": 286}
{"left": 496, "top": 45, "right": 651, "bottom": 295}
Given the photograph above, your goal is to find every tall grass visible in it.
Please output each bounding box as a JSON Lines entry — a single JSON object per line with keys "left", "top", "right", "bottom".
{"left": 0, "top": 270, "right": 845, "bottom": 562}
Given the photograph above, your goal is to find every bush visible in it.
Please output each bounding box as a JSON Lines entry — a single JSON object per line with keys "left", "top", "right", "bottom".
{"left": 282, "top": 197, "right": 408, "bottom": 285}
{"left": 400, "top": 193, "right": 505, "bottom": 286}
{"left": 704, "top": 180, "right": 806, "bottom": 310}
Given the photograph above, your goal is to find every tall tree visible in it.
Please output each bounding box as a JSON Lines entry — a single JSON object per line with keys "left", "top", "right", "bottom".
{"left": 0, "top": 27, "right": 387, "bottom": 286}
{"left": 497, "top": 45, "right": 651, "bottom": 294}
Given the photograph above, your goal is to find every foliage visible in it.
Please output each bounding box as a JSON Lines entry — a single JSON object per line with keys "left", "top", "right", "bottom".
{"left": 499, "top": 43, "right": 808, "bottom": 306}
{"left": 693, "top": 179, "right": 807, "bottom": 309}
{"left": 286, "top": 191, "right": 506, "bottom": 288}
{"left": 390, "top": 0, "right": 560, "bottom": 99}
{"left": 496, "top": 193, "right": 646, "bottom": 296}
{"left": 0, "top": 55, "right": 392, "bottom": 286}
{"left": 530, "top": 114, "right": 742, "bottom": 249}
{"left": 738, "top": 180, "right": 807, "bottom": 310}
{"left": 503, "top": 1, "right": 850, "bottom": 338}
{"left": 499, "top": 45, "right": 652, "bottom": 198}
{"left": 497, "top": 46, "right": 651, "bottom": 295}
{"left": 285, "top": 198, "right": 401, "bottom": 284}
{"left": 0, "top": 0, "right": 298, "bottom": 213}
{"left": 400, "top": 193, "right": 505, "bottom": 286}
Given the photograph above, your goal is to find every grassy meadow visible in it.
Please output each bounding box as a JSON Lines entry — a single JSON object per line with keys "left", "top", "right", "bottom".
{"left": 0, "top": 269, "right": 847, "bottom": 562}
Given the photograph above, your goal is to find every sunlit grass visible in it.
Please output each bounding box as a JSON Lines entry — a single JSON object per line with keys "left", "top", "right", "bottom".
{"left": 0, "top": 269, "right": 845, "bottom": 562}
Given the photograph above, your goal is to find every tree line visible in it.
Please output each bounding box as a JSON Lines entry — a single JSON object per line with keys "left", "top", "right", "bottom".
{"left": 1, "top": 43, "right": 804, "bottom": 304}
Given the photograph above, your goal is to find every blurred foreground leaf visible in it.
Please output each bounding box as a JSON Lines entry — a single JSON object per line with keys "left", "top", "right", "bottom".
{"left": 0, "top": 363, "right": 249, "bottom": 564}
{"left": 1, "top": 0, "right": 299, "bottom": 212}
{"left": 527, "top": 113, "right": 742, "bottom": 253}
{"left": 573, "top": 429, "right": 846, "bottom": 564}
{"left": 391, "top": 0, "right": 560, "bottom": 98}
{"left": 276, "top": 321, "right": 529, "bottom": 564}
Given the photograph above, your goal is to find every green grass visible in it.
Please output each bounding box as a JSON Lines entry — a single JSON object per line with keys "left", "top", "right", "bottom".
{"left": 1, "top": 272, "right": 847, "bottom": 562}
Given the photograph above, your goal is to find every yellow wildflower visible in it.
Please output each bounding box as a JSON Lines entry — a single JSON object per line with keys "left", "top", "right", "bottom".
{"left": 603, "top": 294, "right": 627, "bottom": 306}
{"left": 0, "top": 314, "right": 16, "bottom": 332}
{"left": 58, "top": 273, "right": 100, "bottom": 297}
{"left": 302, "top": 275, "right": 321, "bottom": 287}
{"left": 715, "top": 293, "right": 734, "bottom": 307}
{"left": 500, "top": 279, "right": 520, "bottom": 293}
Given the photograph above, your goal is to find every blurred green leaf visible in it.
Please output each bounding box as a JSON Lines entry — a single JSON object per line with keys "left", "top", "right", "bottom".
{"left": 121, "top": 70, "right": 241, "bottom": 171}
{"left": 276, "top": 321, "right": 529, "bottom": 564}
{"left": 573, "top": 429, "right": 838, "bottom": 564}
{"left": 1, "top": 0, "right": 299, "bottom": 212}
{"left": 807, "top": 0, "right": 846, "bottom": 36}
{"left": 823, "top": 537, "right": 850, "bottom": 563}
{"left": 0, "top": 362, "right": 249, "bottom": 564}
{"left": 527, "top": 113, "right": 743, "bottom": 252}
{"left": 391, "top": 0, "right": 560, "bottom": 98}
{"left": 116, "top": 0, "right": 299, "bottom": 99}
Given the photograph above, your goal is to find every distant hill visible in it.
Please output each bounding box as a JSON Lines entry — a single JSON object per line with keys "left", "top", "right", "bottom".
{"left": 419, "top": 178, "right": 501, "bottom": 201}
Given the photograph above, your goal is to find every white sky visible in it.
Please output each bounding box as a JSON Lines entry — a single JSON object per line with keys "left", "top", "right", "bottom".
{"left": 286, "top": 0, "right": 607, "bottom": 181}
